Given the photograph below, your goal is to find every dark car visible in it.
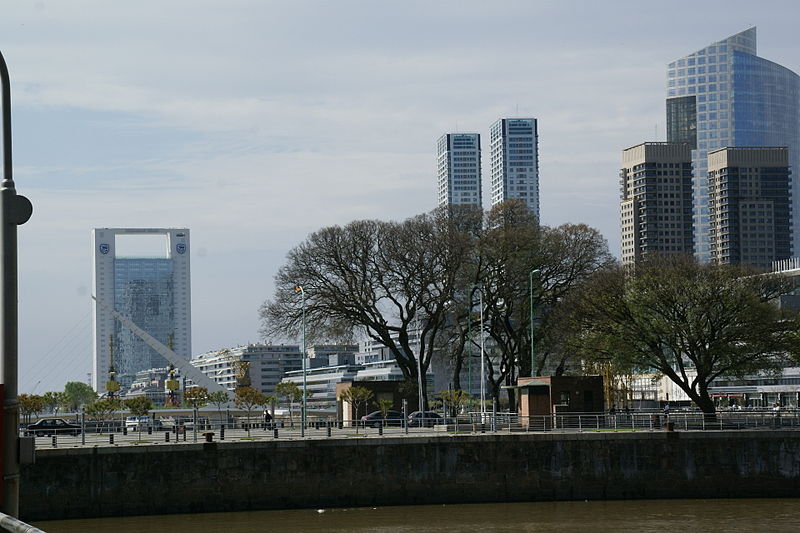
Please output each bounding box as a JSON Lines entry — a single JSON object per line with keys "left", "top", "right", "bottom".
{"left": 25, "top": 418, "right": 81, "bottom": 437}
{"left": 407, "top": 411, "right": 444, "bottom": 427}
{"left": 360, "top": 410, "right": 405, "bottom": 428}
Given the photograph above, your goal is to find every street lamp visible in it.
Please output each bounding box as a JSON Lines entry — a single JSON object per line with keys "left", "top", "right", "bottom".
{"left": 529, "top": 269, "right": 541, "bottom": 377}
{"left": 416, "top": 314, "right": 424, "bottom": 416}
{"left": 0, "top": 50, "right": 33, "bottom": 518}
{"left": 471, "top": 284, "right": 486, "bottom": 422}
{"left": 294, "top": 286, "right": 307, "bottom": 436}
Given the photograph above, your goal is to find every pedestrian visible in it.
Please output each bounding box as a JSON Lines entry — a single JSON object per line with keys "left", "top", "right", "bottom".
{"left": 263, "top": 409, "right": 273, "bottom": 430}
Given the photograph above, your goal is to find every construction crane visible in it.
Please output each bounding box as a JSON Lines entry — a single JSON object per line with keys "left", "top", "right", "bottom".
{"left": 91, "top": 295, "right": 229, "bottom": 395}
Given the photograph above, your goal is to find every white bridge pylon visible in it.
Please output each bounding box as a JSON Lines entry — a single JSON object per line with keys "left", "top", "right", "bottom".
{"left": 91, "top": 295, "right": 229, "bottom": 395}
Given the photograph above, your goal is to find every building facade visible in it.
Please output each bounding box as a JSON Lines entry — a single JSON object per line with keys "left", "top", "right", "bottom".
{"left": 92, "top": 228, "right": 191, "bottom": 392}
{"left": 708, "top": 147, "right": 792, "bottom": 268}
{"left": 666, "top": 27, "right": 800, "bottom": 260}
{"left": 489, "top": 118, "right": 540, "bottom": 217}
{"left": 191, "top": 344, "right": 303, "bottom": 396}
{"left": 436, "top": 133, "right": 482, "bottom": 208}
{"left": 620, "top": 142, "right": 694, "bottom": 264}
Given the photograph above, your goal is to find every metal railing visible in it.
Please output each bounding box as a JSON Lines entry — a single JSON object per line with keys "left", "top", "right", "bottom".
{"left": 0, "top": 511, "right": 46, "bottom": 533}
{"left": 19, "top": 409, "right": 800, "bottom": 449}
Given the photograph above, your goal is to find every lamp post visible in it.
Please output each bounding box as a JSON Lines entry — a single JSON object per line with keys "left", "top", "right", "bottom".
{"left": 415, "top": 314, "right": 424, "bottom": 416}
{"left": 294, "top": 286, "right": 307, "bottom": 436}
{"left": 476, "top": 285, "right": 486, "bottom": 422}
{"left": 0, "top": 50, "right": 33, "bottom": 518}
{"left": 529, "top": 269, "right": 541, "bottom": 377}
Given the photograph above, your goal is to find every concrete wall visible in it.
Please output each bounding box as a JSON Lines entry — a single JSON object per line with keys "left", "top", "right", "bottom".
{"left": 20, "top": 431, "right": 800, "bottom": 521}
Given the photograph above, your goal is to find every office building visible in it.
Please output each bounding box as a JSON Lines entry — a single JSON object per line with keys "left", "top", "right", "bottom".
{"left": 620, "top": 142, "right": 694, "bottom": 264}
{"left": 490, "top": 118, "right": 540, "bottom": 217}
{"left": 666, "top": 27, "right": 800, "bottom": 260}
{"left": 437, "top": 133, "right": 482, "bottom": 208}
{"left": 708, "top": 147, "right": 792, "bottom": 269}
{"left": 92, "top": 228, "right": 191, "bottom": 392}
{"left": 191, "top": 344, "right": 303, "bottom": 396}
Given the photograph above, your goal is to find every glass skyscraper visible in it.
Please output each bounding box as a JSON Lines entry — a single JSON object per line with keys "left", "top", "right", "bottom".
{"left": 666, "top": 28, "right": 800, "bottom": 260}
{"left": 92, "top": 228, "right": 191, "bottom": 391}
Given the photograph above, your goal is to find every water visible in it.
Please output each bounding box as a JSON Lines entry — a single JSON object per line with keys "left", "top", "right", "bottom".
{"left": 34, "top": 499, "right": 800, "bottom": 532}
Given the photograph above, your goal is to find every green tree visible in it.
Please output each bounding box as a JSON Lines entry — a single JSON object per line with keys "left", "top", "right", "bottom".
{"left": 183, "top": 387, "right": 209, "bottom": 409}
{"left": 18, "top": 394, "right": 44, "bottom": 425}
{"left": 339, "top": 386, "right": 374, "bottom": 432}
{"left": 42, "top": 391, "right": 65, "bottom": 415}
{"left": 208, "top": 390, "right": 231, "bottom": 429}
{"left": 123, "top": 396, "right": 154, "bottom": 440}
{"left": 85, "top": 398, "right": 122, "bottom": 432}
{"left": 376, "top": 398, "right": 394, "bottom": 420}
{"left": 275, "top": 381, "right": 303, "bottom": 427}
{"left": 234, "top": 387, "right": 265, "bottom": 436}
{"left": 569, "top": 256, "right": 800, "bottom": 416}
{"left": 439, "top": 389, "right": 470, "bottom": 419}
{"left": 63, "top": 382, "right": 98, "bottom": 413}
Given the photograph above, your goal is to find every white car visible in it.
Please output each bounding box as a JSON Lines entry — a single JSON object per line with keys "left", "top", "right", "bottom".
{"left": 125, "top": 416, "right": 163, "bottom": 431}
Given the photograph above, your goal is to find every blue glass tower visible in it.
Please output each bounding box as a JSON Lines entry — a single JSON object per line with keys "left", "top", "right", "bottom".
{"left": 666, "top": 28, "right": 800, "bottom": 260}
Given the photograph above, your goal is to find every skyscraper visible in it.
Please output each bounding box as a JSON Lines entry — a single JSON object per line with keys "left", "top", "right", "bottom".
{"left": 489, "top": 118, "right": 539, "bottom": 218}
{"left": 620, "top": 142, "right": 693, "bottom": 264}
{"left": 666, "top": 27, "right": 800, "bottom": 260}
{"left": 708, "top": 147, "right": 792, "bottom": 269}
{"left": 437, "top": 133, "right": 482, "bottom": 208}
{"left": 92, "top": 228, "right": 191, "bottom": 392}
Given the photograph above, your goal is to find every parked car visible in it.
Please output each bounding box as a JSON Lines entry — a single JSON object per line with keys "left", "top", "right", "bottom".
{"left": 125, "top": 416, "right": 164, "bottom": 431}
{"left": 407, "top": 411, "right": 445, "bottom": 427}
{"left": 360, "top": 410, "right": 405, "bottom": 428}
{"left": 25, "top": 418, "right": 81, "bottom": 437}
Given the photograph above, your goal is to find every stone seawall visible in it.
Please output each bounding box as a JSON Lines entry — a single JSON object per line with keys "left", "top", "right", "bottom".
{"left": 20, "top": 431, "right": 800, "bottom": 521}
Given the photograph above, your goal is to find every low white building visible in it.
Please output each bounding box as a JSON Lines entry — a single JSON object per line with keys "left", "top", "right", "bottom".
{"left": 191, "top": 344, "right": 302, "bottom": 396}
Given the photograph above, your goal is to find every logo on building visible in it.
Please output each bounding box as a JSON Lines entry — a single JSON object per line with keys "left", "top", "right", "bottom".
{"left": 176, "top": 243, "right": 186, "bottom": 254}
{"left": 99, "top": 244, "right": 110, "bottom": 254}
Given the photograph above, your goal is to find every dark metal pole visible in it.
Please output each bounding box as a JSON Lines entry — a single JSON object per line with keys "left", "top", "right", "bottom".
{"left": 0, "top": 50, "right": 33, "bottom": 517}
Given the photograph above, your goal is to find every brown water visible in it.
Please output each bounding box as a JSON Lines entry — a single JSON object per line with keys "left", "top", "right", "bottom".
{"left": 34, "top": 499, "right": 800, "bottom": 532}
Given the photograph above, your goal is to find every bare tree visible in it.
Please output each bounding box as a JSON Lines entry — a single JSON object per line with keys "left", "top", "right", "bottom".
{"left": 260, "top": 208, "right": 476, "bottom": 407}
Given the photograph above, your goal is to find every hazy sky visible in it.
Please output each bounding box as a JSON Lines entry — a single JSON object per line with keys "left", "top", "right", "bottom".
{"left": 3, "top": 0, "right": 799, "bottom": 393}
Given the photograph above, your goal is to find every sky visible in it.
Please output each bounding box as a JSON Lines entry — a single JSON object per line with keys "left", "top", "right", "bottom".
{"left": 2, "top": 0, "right": 799, "bottom": 393}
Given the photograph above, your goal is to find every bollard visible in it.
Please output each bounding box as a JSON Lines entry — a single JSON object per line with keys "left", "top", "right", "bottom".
{"left": 165, "top": 432, "right": 170, "bottom": 443}
{"left": 338, "top": 420, "right": 343, "bottom": 430}
{"left": 378, "top": 424, "right": 383, "bottom": 436}
{"left": 481, "top": 423, "right": 486, "bottom": 434}
{"left": 109, "top": 434, "right": 114, "bottom": 445}
{"left": 273, "top": 427, "right": 279, "bottom": 439}
{"left": 220, "top": 426, "right": 225, "bottom": 441}
{"left": 326, "top": 423, "right": 332, "bottom": 438}
{"left": 183, "top": 428, "right": 187, "bottom": 442}
{"left": 51, "top": 435, "right": 57, "bottom": 447}
{"left": 123, "top": 426, "right": 128, "bottom": 436}
{"left": 148, "top": 425, "right": 152, "bottom": 435}
{"left": 280, "top": 421, "right": 285, "bottom": 429}
{"left": 203, "top": 432, "right": 214, "bottom": 443}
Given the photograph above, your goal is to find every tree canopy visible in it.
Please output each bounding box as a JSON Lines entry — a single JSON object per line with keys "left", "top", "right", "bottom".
{"left": 566, "top": 256, "right": 800, "bottom": 414}
{"left": 260, "top": 202, "right": 612, "bottom": 409}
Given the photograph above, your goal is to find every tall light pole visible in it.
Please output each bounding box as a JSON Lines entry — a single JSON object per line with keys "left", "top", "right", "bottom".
{"left": 294, "top": 286, "right": 307, "bottom": 435}
{"left": 0, "top": 50, "right": 32, "bottom": 518}
{"left": 478, "top": 286, "right": 486, "bottom": 421}
{"left": 415, "top": 314, "right": 424, "bottom": 414}
{"left": 529, "top": 269, "right": 540, "bottom": 378}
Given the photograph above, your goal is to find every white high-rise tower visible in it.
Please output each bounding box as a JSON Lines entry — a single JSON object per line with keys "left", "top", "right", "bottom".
{"left": 91, "top": 228, "right": 191, "bottom": 392}
{"left": 490, "top": 118, "right": 540, "bottom": 217}
{"left": 437, "top": 133, "right": 482, "bottom": 208}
